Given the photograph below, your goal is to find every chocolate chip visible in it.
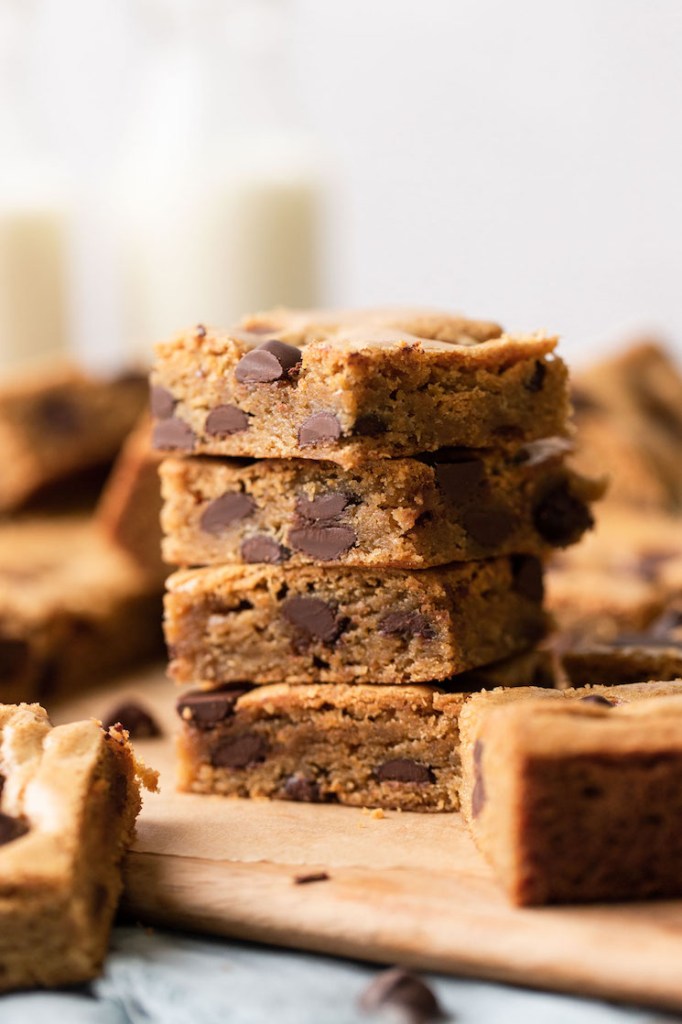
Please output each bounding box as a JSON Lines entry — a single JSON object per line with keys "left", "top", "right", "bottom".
{"left": 432, "top": 456, "right": 486, "bottom": 505}
{"left": 295, "top": 492, "right": 349, "bottom": 522}
{"left": 150, "top": 386, "right": 176, "bottom": 419}
{"left": 196, "top": 324, "right": 207, "bottom": 338}
{"left": 375, "top": 759, "right": 435, "bottom": 784}
{"left": 511, "top": 555, "right": 544, "bottom": 602}
{"left": 152, "top": 416, "right": 196, "bottom": 451}
{"left": 294, "top": 871, "right": 330, "bottom": 885}
{"left": 289, "top": 525, "right": 357, "bottom": 560}
{"left": 533, "top": 483, "right": 593, "bottom": 546}
{"left": 241, "top": 535, "right": 288, "bottom": 563}
{"left": 462, "top": 507, "right": 517, "bottom": 546}
{"left": 471, "top": 740, "right": 486, "bottom": 819}
{"left": 235, "top": 340, "right": 302, "bottom": 384}
{"left": 205, "top": 404, "right": 249, "bottom": 436}
{"left": 200, "top": 492, "right": 255, "bottom": 533}
{"left": 37, "top": 394, "right": 81, "bottom": 434}
{"left": 298, "top": 412, "right": 341, "bottom": 447}
{"left": 177, "top": 686, "right": 252, "bottom": 729}
{"left": 0, "top": 812, "right": 29, "bottom": 847}
{"left": 281, "top": 596, "right": 341, "bottom": 643}
{"left": 580, "top": 694, "right": 614, "bottom": 707}
{"left": 284, "top": 773, "right": 323, "bottom": 802}
{"left": 103, "top": 701, "right": 161, "bottom": 738}
{"left": 359, "top": 967, "right": 445, "bottom": 1024}
{"left": 378, "top": 612, "right": 436, "bottom": 641}
{"left": 0, "top": 638, "right": 30, "bottom": 682}
{"left": 525, "top": 360, "right": 547, "bottom": 392}
{"left": 211, "top": 733, "right": 268, "bottom": 768}
{"left": 353, "top": 413, "right": 387, "bottom": 436}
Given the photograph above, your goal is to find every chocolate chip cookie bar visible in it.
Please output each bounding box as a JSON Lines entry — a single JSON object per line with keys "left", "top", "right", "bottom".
{"left": 151, "top": 309, "right": 569, "bottom": 468}
{"left": 0, "top": 703, "right": 158, "bottom": 991}
{"left": 0, "top": 365, "right": 148, "bottom": 512}
{"left": 164, "top": 556, "right": 547, "bottom": 686}
{"left": 160, "top": 438, "right": 601, "bottom": 569}
{"left": 459, "top": 680, "right": 682, "bottom": 904}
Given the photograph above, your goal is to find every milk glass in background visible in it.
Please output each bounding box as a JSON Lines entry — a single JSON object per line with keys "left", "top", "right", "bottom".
{"left": 116, "top": 0, "right": 326, "bottom": 362}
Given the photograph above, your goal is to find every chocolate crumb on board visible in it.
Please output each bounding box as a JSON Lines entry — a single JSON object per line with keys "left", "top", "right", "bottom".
{"left": 293, "top": 871, "right": 330, "bottom": 885}
{"left": 359, "top": 966, "right": 447, "bottom": 1023}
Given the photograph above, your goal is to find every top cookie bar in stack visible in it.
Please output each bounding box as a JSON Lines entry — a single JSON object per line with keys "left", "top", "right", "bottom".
{"left": 151, "top": 308, "right": 570, "bottom": 466}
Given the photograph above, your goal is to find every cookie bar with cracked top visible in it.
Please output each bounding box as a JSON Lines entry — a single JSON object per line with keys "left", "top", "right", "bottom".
{"left": 0, "top": 703, "right": 157, "bottom": 991}
{"left": 151, "top": 308, "right": 569, "bottom": 467}
{"left": 0, "top": 364, "right": 148, "bottom": 512}
{"left": 164, "top": 557, "right": 548, "bottom": 686}
{"left": 459, "top": 680, "right": 682, "bottom": 904}
{"left": 160, "top": 438, "right": 602, "bottom": 569}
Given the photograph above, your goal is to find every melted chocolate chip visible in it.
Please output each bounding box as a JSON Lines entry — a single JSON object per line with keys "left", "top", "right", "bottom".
{"left": 211, "top": 733, "right": 268, "bottom": 768}
{"left": 533, "top": 483, "right": 593, "bottom": 546}
{"left": 281, "top": 596, "right": 341, "bottom": 643}
{"left": 375, "top": 759, "right": 435, "bottom": 784}
{"left": 432, "top": 456, "right": 486, "bottom": 505}
{"left": 288, "top": 525, "right": 357, "bottom": 561}
{"left": 150, "top": 386, "right": 176, "bottom": 419}
{"left": 462, "top": 507, "right": 517, "bottom": 546}
{"left": 471, "top": 739, "right": 486, "bottom": 818}
{"left": 241, "top": 535, "right": 288, "bottom": 564}
{"left": 511, "top": 555, "right": 544, "bottom": 602}
{"left": 37, "top": 394, "right": 81, "bottom": 434}
{"left": 359, "top": 967, "right": 445, "bottom": 1024}
{"left": 378, "top": 612, "right": 436, "bottom": 641}
{"left": 525, "top": 360, "right": 547, "bottom": 392}
{"left": 177, "top": 686, "right": 252, "bottom": 729}
{"left": 298, "top": 412, "right": 341, "bottom": 447}
{"left": 205, "top": 404, "right": 249, "bottom": 436}
{"left": 235, "top": 340, "right": 302, "bottom": 384}
{"left": 284, "top": 773, "right": 323, "bottom": 802}
{"left": 295, "top": 492, "right": 349, "bottom": 522}
{"left": 0, "top": 812, "right": 29, "bottom": 847}
{"left": 200, "top": 492, "right": 255, "bottom": 533}
{"left": 153, "top": 416, "right": 196, "bottom": 451}
{"left": 353, "top": 413, "right": 387, "bottom": 436}
{"left": 103, "top": 701, "right": 161, "bottom": 738}
{"left": 580, "top": 694, "right": 614, "bottom": 707}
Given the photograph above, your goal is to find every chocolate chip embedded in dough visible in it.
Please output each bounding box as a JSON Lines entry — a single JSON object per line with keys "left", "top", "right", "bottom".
{"left": 358, "top": 967, "right": 445, "bottom": 1023}
{"left": 103, "top": 701, "right": 161, "bottom": 738}
{"left": 525, "top": 359, "right": 547, "bottom": 392}
{"left": 378, "top": 611, "right": 436, "bottom": 641}
{"left": 533, "top": 483, "right": 594, "bottom": 546}
{"left": 152, "top": 416, "right": 196, "bottom": 452}
{"left": 150, "top": 386, "right": 176, "bottom": 419}
{"left": 288, "top": 525, "right": 356, "bottom": 561}
{"left": 298, "top": 412, "right": 341, "bottom": 447}
{"left": 353, "top": 413, "right": 387, "bottom": 436}
{"left": 235, "top": 339, "right": 302, "bottom": 384}
{"left": 200, "top": 492, "right": 255, "bottom": 534}
{"left": 241, "top": 535, "right": 288, "bottom": 564}
{"left": 205, "top": 404, "right": 249, "bottom": 436}
{"left": 281, "top": 596, "right": 341, "bottom": 643}
{"left": 295, "top": 492, "right": 349, "bottom": 522}
{"left": 579, "top": 694, "right": 614, "bottom": 707}
{"left": 283, "top": 773, "right": 323, "bottom": 803}
{"left": 432, "top": 456, "right": 486, "bottom": 504}
{"left": 211, "top": 733, "right": 268, "bottom": 768}
{"left": 0, "top": 812, "right": 29, "bottom": 847}
{"left": 511, "top": 555, "right": 544, "bottom": 602}
{"left": 177, "top": 686, "right": 252, "bottom": 729}
{"left": 462, "top": 506, "right": 517, "bottom": 547}
{"left": 375, "top": 759, "right": 435, "bottom": 784}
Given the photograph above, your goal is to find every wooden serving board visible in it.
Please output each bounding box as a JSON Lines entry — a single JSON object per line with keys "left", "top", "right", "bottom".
{"left": 56, "top": 667, "right": 682, "bottom": 1012}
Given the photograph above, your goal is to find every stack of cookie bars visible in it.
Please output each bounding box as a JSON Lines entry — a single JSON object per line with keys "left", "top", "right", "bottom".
{"left": 151, "top": 308, "right": 601, "bottom": 812}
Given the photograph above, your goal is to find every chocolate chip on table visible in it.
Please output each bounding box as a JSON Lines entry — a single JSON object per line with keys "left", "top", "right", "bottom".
{"left": 533, "top": 483, "right": 594, "bottom": 546}
{"left": 211, "top": 733, "right": 268, "bottom": 768}
{"left": 511, "top": 555, "right": 544, "bottom": 602}
{"left": 235, "top": 340, "right": 302, "bottom": 384}
{"left": 471, "top": 739, "right": 486, "bottom": 818}
{"left": 359, "top": 967, "right": 445, "bottom": 1023}
{"left": 298, "top": 411, "right": 342, "bottom": 447}
{"left": 293, "top": 871, "right": 330, "bottom": 885}
{"left": 462, "top": 506, "right": 517, "bottom": 546}
{"left": 283, "top": 773, "right": 323, "bottom": 802}
{"left": 150, "top": 386, "right": 176, "bottom": 419}
{"left": 525, "top": 359, "right": 547, "bottom": 392}
{"left": 288, "top": 525, "right": 357, "bottom": 561}
{"left": 353, "top": 413, "right": 387, "bottom": 436}
{"left": 378, "top": 612, "right": 436, "bottom": 641}
{"left": 0, "top": 812, "right": 29, "bottom": 847}
{"left": 241, "top": 535, "right": 288, "bottom": 564}
{"left": 375, "top": 759, "right": 435, "bottom": 784}
{"left": 295, "top": 492, "right": 349, "bottom": 522}
{"left": 205, "top": 404, "right": 249, "bottom": 436}
{"left": 153, "top": 416, "right": 196, "bottom": 451}
{"left": 579, "top": 694, "right": 614, "bottom": 707}
{"left": 103, "top": 701, "right": 161, "bottom": 738}
{"left": 281, "top": 596, "right": 342, "bottom": 643}
{"left": 200, "top": 492, "right": 255, "bottom": 534}
{"left": 177, "top": 685, "right": 252, "bottom": 729}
